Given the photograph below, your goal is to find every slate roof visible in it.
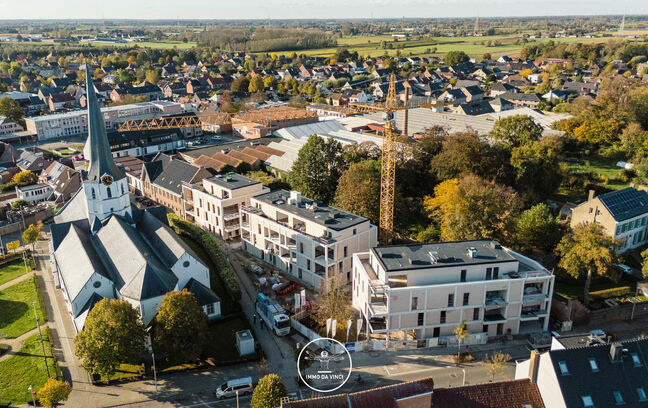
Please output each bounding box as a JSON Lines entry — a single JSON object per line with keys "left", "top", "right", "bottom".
{"left": 432, "top": 379, "right": 545, "bottom": 408}
{"left": 549, "top": 339, "right": 648, "bottom": 408}
{"left": 183, "top": 278, "right": 220, "bottom": 306}
{"left": 143, "top": 153, "right": 206, "bottom": 195}
{"left": 597, "top": 187, "right": 648, "bottom": 222}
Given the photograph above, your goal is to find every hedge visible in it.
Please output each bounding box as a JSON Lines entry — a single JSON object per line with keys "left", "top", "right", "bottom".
{"left": 167, "top": 213, "right": 242, "bottom": 301}
{"left": 589, "top": 286, "right": 633, "bottom": 299}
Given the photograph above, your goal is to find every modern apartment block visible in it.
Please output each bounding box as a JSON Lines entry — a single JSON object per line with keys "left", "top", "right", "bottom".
{"left": 183, "top": 173, "right": 269, "bottom": 240}
{"left": 352, "top": 240, "right": 554, "bottom": 343}
{"left": 570, "top": 187, "right": 648, "bottom": 252}
{"left": 240, "top": 190, "right": 378, "bottom": 290}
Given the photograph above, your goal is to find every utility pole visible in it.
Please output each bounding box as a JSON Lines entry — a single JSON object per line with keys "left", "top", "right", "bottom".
{"left": 148, "top": 334, "right": 158, "bottom": 392}
{"left": 33, "top": 301, "right": 50, "bottom": 378}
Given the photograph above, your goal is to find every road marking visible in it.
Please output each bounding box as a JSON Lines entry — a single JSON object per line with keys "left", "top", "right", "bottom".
{"left": 383, "top": 364, "right": 448, "bottom": 377}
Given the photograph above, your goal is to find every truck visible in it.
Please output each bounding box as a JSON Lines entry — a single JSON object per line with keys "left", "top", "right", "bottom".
{"left": 256, "top": 293, "right": 291, "bottom": 336}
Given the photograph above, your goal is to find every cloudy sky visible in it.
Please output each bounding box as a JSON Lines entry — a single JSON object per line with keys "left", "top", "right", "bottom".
{"left": 0, "top": 0, "right": 646, "bottom": 20}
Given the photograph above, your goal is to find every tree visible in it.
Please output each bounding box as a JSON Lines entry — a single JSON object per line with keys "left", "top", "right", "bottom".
{"left": 263, "top": 75, "right": 278, "bottom": 89}
{"left": 444, "top": 50, "right": 469, "bottom": 66}
{"left": 230, "top": 76, "right": 250, "bottom": 93}
{"left": 37, "top": 378, "right": 71, "bottom": 408}
{"left": 423, "top": 175, "right": 523, "bottom": 243}
{"left": 640, "top": 248, "right": 648, "bottom": 279}
{"left": 248, "top": 75, "right": 264, "bottom": 93}
{"left": 314, "top": 279, "right": 353, "bottom": 333}
{"left": 6, "top": 240, "right": 20, "bottom": 253}
{"left": 516, "top": 204, "right": 561, "bottom": 252}
{"left": 145, "top": 70, "right": 160, "bottom": 84}
{"left": 489, "top": 115, "right": 543, "bottom": 148}
{"left": 485, "top": 351, "right": 511, "bottom": 381}
{"left": 431, "top": 131, "right": 492, "bottom": 181}
{"left": 153, "top": 290, "right": 208, "bottom": 366}
{"left": 333, "top": 160, "right": 380, "bottom": 224}
{"left": 75, "top": 298, "right": 146, "bottom": 380}
{"left": 23, "top": 224, "right": 41, "bottom": 250}
{"left": 11, "top": 199, "right": 30, "bottom": 210}
{"left": 510, "top": 137, "right": 564, "bottom": 199}
{"left": 12, "top": 170, "right": 38, "bottom": 185}
{"left": 453, "top": 321, "right": 468, "bottom": 359}
{"left": 251, "top": 374, "right": 288, "bottom": 408}
{"left": 556, "top": 224, "right": 617, "bottom": 307}
{"left": 289, "top": 135, "right": 345, "bottom": 203}
{"left": 0, "top": 96, "right": 25, "bottom": 127}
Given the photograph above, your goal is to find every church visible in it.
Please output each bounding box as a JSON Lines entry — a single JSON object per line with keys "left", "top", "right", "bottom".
{"left": 49, "top": 66, "right": 220, "bottom": 332}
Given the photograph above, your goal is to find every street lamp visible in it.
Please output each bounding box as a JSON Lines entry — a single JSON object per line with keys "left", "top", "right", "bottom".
{"left": 33, "top": 301, "right": 50, "bottom": 378}
{"left": 632, "top": 287, "right": 641, "bottom": 321}
{"left": 27, "top": 385, "right": 35, "bottom": 406}
{"left": 148, "top": 334, "right": 158, "bottom": 392}
{"left": 462, "top": 368, "right": 466, "bottom": 386}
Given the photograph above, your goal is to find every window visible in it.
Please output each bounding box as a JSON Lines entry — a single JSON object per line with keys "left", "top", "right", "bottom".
{"left": 411, "top": 297, "right": 418, "bottom": 311}
{"left": 486, "top": 267, "right": 492, "bottom": 280}
{"left": 205, "top": 303, "right": 215, "bottom": 315}
{"left": 440, "top": 311, "right": 446, "bottom": 324}
{"left": 183, "top": 261, "right": 190, "bottom": 268}
{"left": 473, "top": 308, "right": 480, "bottom": 320}
{"left": 107, "top": 186, "right": 112, "bottom": 198}
{"left": 463, "top": 293, "right": 470, "bottom": 306}
{"left": 353, "top": 229, "right": 357, "bottom": 235}
{"left": 418, "top": 313, "right": 424, "bottom": 326}
{"left": 448, "top": 294, "right": 454, "bottom": 307}
{"left": 493, "top": 267, "right": 499, "bottom": 279}
{"left": 433, "top": 327, "right": 440, "bottom": 338}
{"left": 588, "top": 358, "right": 599, "bottom": 372}
{"left": 91, "top": 188, "right": 96, "bottom": 199}
{"left": 631, "top": 353, "right": 641, "bottom": 367}
{"left": 589, "top": 207, "right": 593, "bottom": 213}
{"left": 581, "top": 396, "right": 594, "bottom": 407}
{"left": 559, "top": 361, "right": 569, "bottom": 375}
{"left": 299, "top": 243, "right": 304, "bottom": 254}
{"left": 613, "top": 391, "right": 624, "bottom": 405}
{"left": 93, "top": 281, "right": 101, "bottom": 288}
{"left": 460, "top": 269, "right": 466, "bottom": 282}
{"left": 638, "top": 388, "right": 647, "bottom": 401}
{"left": 344, "top": 246, "right": 348, "bottom": 257}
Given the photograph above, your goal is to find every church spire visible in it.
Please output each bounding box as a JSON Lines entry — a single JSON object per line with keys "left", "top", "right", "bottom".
{"left": 84, "top": 65, "right": 123, "bottom": 183}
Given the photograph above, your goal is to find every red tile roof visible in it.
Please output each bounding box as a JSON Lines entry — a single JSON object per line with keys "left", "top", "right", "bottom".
{"left": 432, "top": 379, "right": 545, "bottom": 408}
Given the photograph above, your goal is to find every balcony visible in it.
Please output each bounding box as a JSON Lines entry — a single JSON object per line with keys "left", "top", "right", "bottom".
{"left": 223, "top": 212, "right": 239, "bottom": 221}
{"left": 522, "top": 293, "right": 548, "bottom": 304}
{"left": 224, "top": 224, "right": 239, "bottom": 233}
{"left": 483, "top": 312, "right": 506, "bottom": 323}
{"left": 368, "top": 317, "right": 387, "bottom": 333}
{"left": 369, "top": 302, "right": 388, "bottom": 316}
{"left": 484, "top": 292, "right": 507, "bottom": 311}
{"left": 240, "top": 222, "right": 250, "bottom": 230}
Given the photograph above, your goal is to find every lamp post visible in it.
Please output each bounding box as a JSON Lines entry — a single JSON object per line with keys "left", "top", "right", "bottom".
{"left": 236, "top": 390, "right": 240, "bottom": 408}
{"left": 28, "top": 385, "right": 35, "bottom": 406}
{"left": 631, "top": 287, "right": 641, "bottom": 321}
{"left": 33, "top": 301, "right": 50, "bottom": 378}
{"left": 462, "top": 368, "right": 466, "bottom": 386}
{"left": 148, "top": 334, "right": 158, "bottom": 392}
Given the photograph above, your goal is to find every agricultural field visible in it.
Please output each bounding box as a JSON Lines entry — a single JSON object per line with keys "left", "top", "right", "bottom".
{"left": 276, "top": 34, "right": 611, "bottom": 59}
{"left": 88, "top": 40, "right": 197, "bottom": 50}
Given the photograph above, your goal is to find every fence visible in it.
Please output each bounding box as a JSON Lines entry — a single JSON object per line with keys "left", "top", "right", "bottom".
{"left": 551, "top": 294, "right": 648, "bottom": 327}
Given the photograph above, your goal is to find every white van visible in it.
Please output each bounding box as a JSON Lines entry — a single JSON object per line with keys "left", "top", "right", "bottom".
{"left": 216, "top": 377, "right": 254, "bottom": 399}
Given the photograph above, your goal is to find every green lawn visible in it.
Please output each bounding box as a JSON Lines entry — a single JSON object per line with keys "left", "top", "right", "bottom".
{"left": 0, "top": 331, "right": 60, "bottom": 406}
{"left": 178, "top": 233, "right": 234, "bottom": 315}
{"left": 554, "top": 275, "right": 635, "bottom": 301}
{"left": 0, "top": 258, "right": 31, "bottom": 286}
{"left": 0, "top": 277, "right": 47, "bottom": 339}
{"left": 204, "top": 316, "right": 256, "bottom": 365}
{"left": 556, "top": 156, "right": 631, "bottom": 202}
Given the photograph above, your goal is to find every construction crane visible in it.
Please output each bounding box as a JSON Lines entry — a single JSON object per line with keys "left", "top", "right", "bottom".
{"left": 117, "top": 115, "right": 202, "bottom": 132}
{"left": 349, "top": 72, "right": 452, "bottom": 243}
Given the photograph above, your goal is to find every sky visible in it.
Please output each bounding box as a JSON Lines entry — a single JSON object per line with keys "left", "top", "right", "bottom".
{"left": 0, "top": 0, "right": 647, "bottom": 20}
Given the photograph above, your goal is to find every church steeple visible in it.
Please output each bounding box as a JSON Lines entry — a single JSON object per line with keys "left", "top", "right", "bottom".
{"left": 84, "top": 65, "right": 124, "bottom": 183}
{"left": 82, "top": 65, "right": 131, "bottom": 232}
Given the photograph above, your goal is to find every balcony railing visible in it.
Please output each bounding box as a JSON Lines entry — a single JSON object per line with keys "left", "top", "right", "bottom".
{"left": 522, "top": 293, "right": 547, "bottom": 304}
{"left": 223, "top": 212, "right": 239, "bottom": 221}
{"left": 368, "top": 302, "right": 388, "bottom": 316}
{"left": 484, "top": 296, "right": 507, "bottom": 311}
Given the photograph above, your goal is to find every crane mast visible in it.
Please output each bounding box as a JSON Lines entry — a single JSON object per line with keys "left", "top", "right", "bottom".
{"left": 379, "top": 73, "right": 398, "bottom": 244}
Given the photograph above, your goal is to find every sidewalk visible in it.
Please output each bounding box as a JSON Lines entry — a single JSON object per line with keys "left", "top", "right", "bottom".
{"left": 0, "top": 270, "right": 34, "bottom": 291}
{"left": 0, "top": 323, "right": 50, "bottom": 362}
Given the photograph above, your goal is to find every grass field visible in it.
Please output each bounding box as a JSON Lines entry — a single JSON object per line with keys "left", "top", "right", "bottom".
{"left": 0, "top": 258, "right": 31, "bottom": 286}
{"left": 0, "top": 331, "right": 60, "bottom": 406}
{"left": 275, "top": 34, "right": 609, "bottom": 59}
{"left": 0, "top": 276, "right": 47, "bottom": 339}
{"left": 566, "top": 157, "right": 631, "bottom": 190}
{"left": 92, "top": 40, "right": 197, "bottom": 50}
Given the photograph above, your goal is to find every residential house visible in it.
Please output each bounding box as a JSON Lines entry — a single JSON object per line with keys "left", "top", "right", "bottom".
{"left": 0, "top": 116, "right": 24, "bottom": 136}
{"left": 16, "top": 151, "right": 52, "bottom": 174}
{"left": 40, "top": 161, "right": 82, "bottom": 203}
{"left": 16, "top": 183, "right": 53, "bottom": 204}
{"left": 499, "top": 92, "right": 541, "bottom": 108}
{"left": 570, "top": 188, "right": 648, "bottom": 252}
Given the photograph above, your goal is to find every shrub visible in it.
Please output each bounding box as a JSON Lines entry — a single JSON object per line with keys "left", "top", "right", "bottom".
{"left": 167, "top": 214, "right": 241, "bottom": 300}
{"left": 589, "top": 286, "right": 632, "bottom": 300}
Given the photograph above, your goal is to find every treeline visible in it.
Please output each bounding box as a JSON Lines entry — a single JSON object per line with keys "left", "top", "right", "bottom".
{"left": 520, "top": 40, "right": 648, "bottom": 64}
{"left": 193, "top": 28, "right": 335, "bottom": 52}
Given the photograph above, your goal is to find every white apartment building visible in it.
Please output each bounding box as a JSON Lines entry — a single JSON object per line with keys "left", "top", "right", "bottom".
{"left": 0, "top": 116, "right": 24, "bottom": 135}
{"left": 352, "top": 240, "right": 554, "bottom": 344}
{"left": 240, "top": 190, "right": 378, "bottom": 291}
{"left": 16, "top": 183, "right": 54, "bottom": 204}
{"left": 183, "top": 173, "right": 269, "bottom": 240}
{"left": 24, "top": 101, "right": 183, "bottom": 140}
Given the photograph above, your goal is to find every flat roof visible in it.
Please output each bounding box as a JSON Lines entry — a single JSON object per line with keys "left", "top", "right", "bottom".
{"left": 373, "top": 239, "right": 518, "bottom": 272}
{"left": 254, "top": 189, "right": 369, "bottom": 231}
{"left": 206, "top": 172, "right": 260, "bottom": 190}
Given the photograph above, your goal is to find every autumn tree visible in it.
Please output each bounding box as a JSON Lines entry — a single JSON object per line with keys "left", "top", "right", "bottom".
{"left": 556, "top": 223, "right": 617, "bottom": 306}
{"left": 6, "top": 240, "right": 20, "bottom": 253}
{"left": 489, "top": 115, "right": 543, "bottom": 148}
{"left": 333, "top": 160, "right": 380, "bottom": 224}
{"left": 314, "top": 279, "right": 353, "bottom": 336}
{"left": 485, "top": 351, "right": 511, "bottom": 381}
{"left": 37, "top": 378, "right": 71, "bottom": 408}
{"left": 153, "top": 290, "right": 208, "bottom": 366}
{"left": 289, "top": 134, "right": 345, "bottom": 203}
{"left": 454, "top": 321, "right": 468, "bottom": 359}
{"left": 510, "top": 137, "right": 564, "bottom": 199}
{"left": 251, "top": 374, "right": 288, "bottom": 408}
{"left": 22, "top": 224, "right": 41, "bottom": 250}
{"left": 423, "top": 175, "right": 523, "bottom": 243}
{"left": 248, "top": 75, "right": 264, "bottom": 93}
{"left": 11, "top": 199, "right": 29, "bottom": 210}
{"left": 75, "top": 298, "right": 146, "bottom": 380}
{"left": 641, "top": 248, "right": 648, "bottom": 279}
{"left": 145, "top": 69, "right": 160, "bottom": 84}
{"left": 230, "top": 76, "right": 250, "bottom": 93}
{"left": 516, "top": 204, "right": 561, "bottom": 252}
{"left": 12, "top": 170, "right": 37, "bottom": 185}
{"left": 263, "top": 75, "right": 278, "bottom": 89}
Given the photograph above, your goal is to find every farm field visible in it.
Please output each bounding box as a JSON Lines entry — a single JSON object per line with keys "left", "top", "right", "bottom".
{"left": 276, "top": 34, "right": 613, "bottom": 59}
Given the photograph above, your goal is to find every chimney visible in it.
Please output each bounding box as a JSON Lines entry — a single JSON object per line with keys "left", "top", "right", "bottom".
{"left": 289, "top": 191, "right": 302, "bottom": 205}
{"left": 588, "top": 189, "right": 595, "bottom": 201}
{"left": 529, "top": 349, "right": 540, "bottom": 384}
{"left": 467, "top": 247, "right": 477, "bottom": 258}
{"left": 610, "top": 342, "right": 625, "bottom": 362}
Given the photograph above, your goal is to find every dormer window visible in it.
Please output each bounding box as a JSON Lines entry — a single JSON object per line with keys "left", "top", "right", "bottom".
{"left": 588, "top": 358, "right": 599, "bottom": 372}
{"left": 559, "top": 361, "right": 569, "bottom": 375}
{"left": 581, "top": 395, "right": 594, "bottom": 407}
{"left": 631, "top": 353, "right": 641, "bottom": 367}
{"left": 613, "top": 391, "right": 624, "bottom": 405}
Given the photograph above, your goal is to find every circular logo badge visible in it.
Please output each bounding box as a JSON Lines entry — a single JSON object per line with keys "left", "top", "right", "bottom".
{"left": 297, "top": 337, "right": 353, "bottom": 393}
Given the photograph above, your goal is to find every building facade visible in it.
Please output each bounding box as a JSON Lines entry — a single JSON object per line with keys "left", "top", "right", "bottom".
{"left": 570, "top": 187, "right": 648, "bottom": 252}
{"left": 16, "top": 183, "right": 54, "bottom": 204}
{"left": 240, "top": 190, "right": 378, "bottom": 290}
{"left": 183, "top": 173, "right": 268, "bottom": 240}
{"left": 352, "top": 240, "right": 554, "bottom": 344}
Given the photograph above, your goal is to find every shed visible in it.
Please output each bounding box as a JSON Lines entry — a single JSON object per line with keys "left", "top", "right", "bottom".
{"left": 235, "top": 330, "right": 255, "bottom": 356}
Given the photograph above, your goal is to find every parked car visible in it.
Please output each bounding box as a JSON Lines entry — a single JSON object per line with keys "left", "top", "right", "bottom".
{"left": 73, "top": 154, "right": 85, "bottom": 161}
{"left": 215, "top": 377, "right": 253, "bottom": 399}
{"left": 211, "top": 136, "right": 222, "bottom": 141}
{"left": 615, "top": 264, "right": 634, "bottom": 275}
